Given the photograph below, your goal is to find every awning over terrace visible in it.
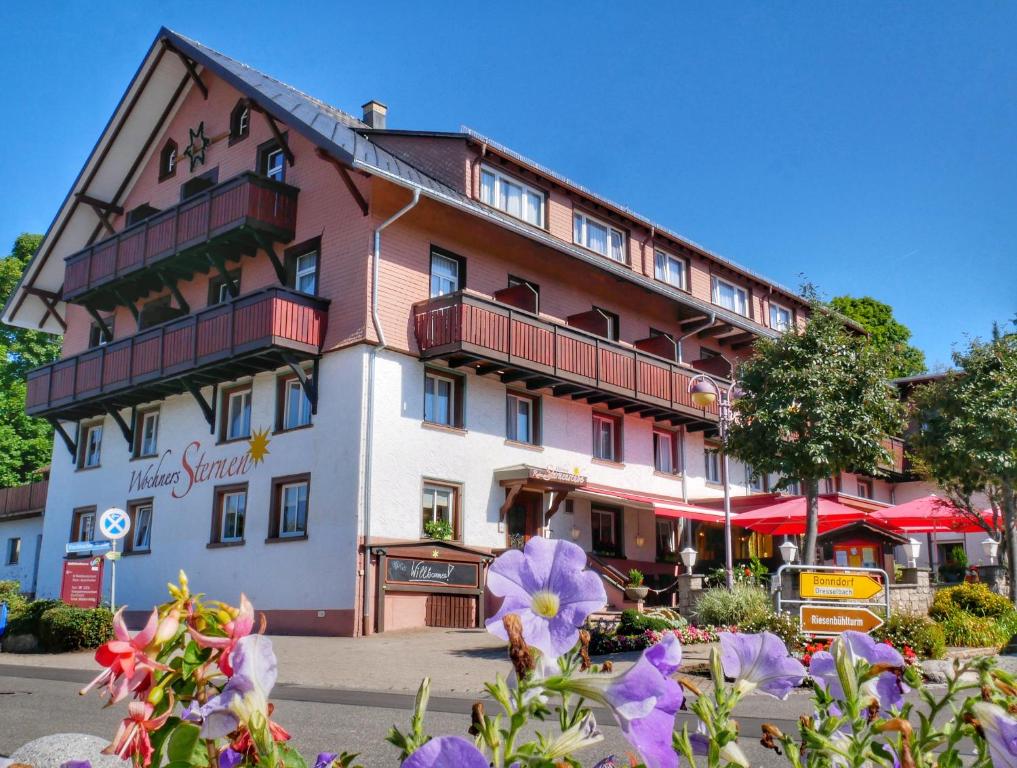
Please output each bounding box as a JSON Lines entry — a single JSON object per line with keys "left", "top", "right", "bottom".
{"left": 577, "top": 484, "right": 727, "bottom": 523}
{"left": 869, "top": 495, "right": 995, "bottom": 534}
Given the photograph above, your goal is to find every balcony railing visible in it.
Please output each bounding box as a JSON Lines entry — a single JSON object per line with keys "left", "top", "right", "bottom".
{"left": 878, "top": 437, "right": 908, "bottom": 476}
{"left": 63, "top": 172, "right": 299, "bottom": 305}
{"left": 0, "top": 480, "right": 48, "bottom": 521}
{"left": 26, "top": 287, "right": 327, "bottom": 419}
{"left": 413, "top": 292, "right": 723, "bottom": 425}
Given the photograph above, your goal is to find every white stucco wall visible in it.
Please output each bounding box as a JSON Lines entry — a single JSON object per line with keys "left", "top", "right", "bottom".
{"left": 0, "top": 515, "right": 44, "bottom": 594}
{"left": 34, "top": 348, "right": 366, "bottom": 614}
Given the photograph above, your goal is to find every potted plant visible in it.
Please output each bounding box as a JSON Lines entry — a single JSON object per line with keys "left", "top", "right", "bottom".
{"left": 423, "top": 519, "right": 454, "bottom": 541}
{"left": 624, "top": 569, "right": 649, "bottom": 602}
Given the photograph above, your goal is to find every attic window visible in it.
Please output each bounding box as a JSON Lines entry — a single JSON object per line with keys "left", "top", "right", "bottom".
{"left": 230, "top": 100, "right": 250, "bottom": 144}
{"left": 159, "top": 140, "right": 177, "bottom": 181}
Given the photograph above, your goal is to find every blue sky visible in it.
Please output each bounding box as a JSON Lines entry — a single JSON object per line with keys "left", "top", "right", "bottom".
{"left": 2, "top": 1, "right": 1014, "bottom": 369}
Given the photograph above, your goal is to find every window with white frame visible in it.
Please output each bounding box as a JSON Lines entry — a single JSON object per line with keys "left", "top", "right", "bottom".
{"left": 282, "top": 377, "right": 313, "bottom": 430}
{"left": 429, "top": 250, "right": 462, "bottom": 297}
{"left": 573, "top": 212, "right": 625, "bottom": 262}
{"left": 80, "top": 423, "right": 103, "bottom": 469}
{"left": 591, "top": 506, "right": 618, "bottom": 554}
{"left": 747, "top": 466, "right": 767, "bottom": 492}
{"left": 224, "top": 388, "right": 252, "bottom": 441}
{"left": 593, "top": 414, "right": 619, "bottom": 462}
{"left": 654, "top": 250, "right": 686, "bottom": 289}
{"left": 131, "top": 504, "right": 153, "bottom": 552}
{"left": 705, "top": 446, "right": 721, "bottom": 484}
{"left": 506, "top": 392, "right": 539, "bottom": 445}
{"left": 294, "top": 251, "right": 317, "bottom": 294}
{"left": 421, "top": 482, "right": 458, "bottom": 538}
{"left": 74, "top": 509, "right": 96, "bottom": 542}
{"left": 137, "top": 410, "right": 159, "bottom": 457}
{"left": 480, "top": 166, "right": 545, "bottom": 227}
{"left": 769, "top": 302, "right": 792, "bottom": 332}
{"left": 856, "top": 479, "right": 873, "bottom": 499}
{"left": 653, "top": 430, "right": 677, "bottom": 474}
{"left": 424, "top": 370, "right": 457, "bottom": 427}
{"left": 217, "top": 489, "right": 247, "bottom": 543}
{"left": 711, "top": 277, "right": 749, "bottom": 316}
{"left": 6, "top": 537, "right": 20, "bottom": 565}
{"left": 264, "top": 148, "right": 285, "bottom": 182}
{"left": 823, "top": 477, "right": 836, "bottom": 494}
{"left": 278, "top": 480, "right": 309, "bottom": 537}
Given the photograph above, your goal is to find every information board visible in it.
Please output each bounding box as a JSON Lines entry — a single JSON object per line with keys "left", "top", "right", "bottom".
{"left": 386, "top": 558, "right": 479, "bottom": 588}
{"left": 60, "top": 558, "right": 104, "bottom": 608}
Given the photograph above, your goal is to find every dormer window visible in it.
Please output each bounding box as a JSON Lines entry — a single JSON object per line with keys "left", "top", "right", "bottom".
{"left": 479, "top": 165, "right": 544, "bottom": 227}
{"left": 573, "top": 211, "right": 625, "bottom": 263}
{"left": 711, "top": 276, "right": 749, "bottom": 317}
{"left": 230, "top": 100, "right": 250, "bottom": 144}
{"left": 769, "top": 302, "right": 793, "bottom": 332}
{"left": 654, "top": 249, "right": 687, "bottom": 290}
{"left": 159, "top": 139, "right": 177, "bottom": 181}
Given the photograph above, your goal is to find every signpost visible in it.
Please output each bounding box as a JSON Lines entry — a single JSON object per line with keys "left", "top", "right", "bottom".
{"left": 800, "top": 605, "right": 884, "bottom": 634}
{"left": 799, "top": 572, "right": 884, "bottom": 601}
{"left": 99, "top": 507, "right": 130, "bottom": 612}
{"left": 776, "top": 563, "right": 891, "bottom": 637}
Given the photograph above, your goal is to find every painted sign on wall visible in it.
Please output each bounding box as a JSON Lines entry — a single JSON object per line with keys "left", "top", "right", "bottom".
{"left": 386, "top": 558, "right": 479, "bottom": 588}
{"left": 60, "top": 558, "right": 104, "bottom": 608}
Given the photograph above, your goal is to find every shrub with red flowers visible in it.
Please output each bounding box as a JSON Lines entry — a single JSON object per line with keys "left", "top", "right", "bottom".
{"left": 798, "top": 639, "right": 832, "bottom": 667}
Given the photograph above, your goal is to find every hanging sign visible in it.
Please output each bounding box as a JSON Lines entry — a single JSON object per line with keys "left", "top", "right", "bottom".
{"left": 799, "top": 572, "right": 883, "bottom": 601}
{"left": 386, "top": 558, "right": 479, "bottom": 588}
{"left": 800, "top": 605, "right": 884, "bottom": 635}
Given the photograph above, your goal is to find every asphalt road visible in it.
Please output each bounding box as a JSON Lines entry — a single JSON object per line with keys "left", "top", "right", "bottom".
{"left": 0, "top": 668, "right": 804, "bottom": 767}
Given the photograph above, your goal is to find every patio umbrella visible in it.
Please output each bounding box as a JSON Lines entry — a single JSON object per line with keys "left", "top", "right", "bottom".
{"left": 869, "top": 495, "right": 992, "bottom": 534}
{"left": 732, "top": 496, "right": 873, "bottom": 536}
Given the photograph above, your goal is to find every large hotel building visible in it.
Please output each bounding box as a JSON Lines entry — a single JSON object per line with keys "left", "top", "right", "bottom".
{"left": 1, "top": 29, "right": 942, "bottom": 635}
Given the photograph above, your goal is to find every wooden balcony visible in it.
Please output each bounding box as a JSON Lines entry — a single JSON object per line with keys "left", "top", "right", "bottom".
{"left": 26, "top": 287, "right": 327, "bottom": 420}
{"left": 0, "top": 480, "right": 48, "bottom": 521}
{"left": 63, "top": 172, "right": 299, "bottom": 310}
{"left": 877, "top": 437, "right": 909, "bottom": 477}
{"left": 413, "top": 292, "right": 723, "bottom": 430}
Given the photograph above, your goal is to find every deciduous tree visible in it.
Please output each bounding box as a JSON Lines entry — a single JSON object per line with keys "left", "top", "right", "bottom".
{"left": 830, "top": 295, "right": 926, "bottom": 378}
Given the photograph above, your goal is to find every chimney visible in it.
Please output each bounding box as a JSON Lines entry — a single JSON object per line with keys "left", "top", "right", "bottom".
{"left": 361, "top": 100, "right": 387, "bottom": 129}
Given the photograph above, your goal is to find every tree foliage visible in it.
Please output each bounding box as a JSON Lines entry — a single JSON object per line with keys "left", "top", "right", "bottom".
{"left": 830, "top": 295, "right": 926, "bottom": 378}
{"left": 0, "top": 233, "right": 60, "bottom": 485}
{"left": 725, "top": 301, "right": 905, "bottom": 563}
{"left": 909, "top": 324, "right": 1017, "bottom": 598}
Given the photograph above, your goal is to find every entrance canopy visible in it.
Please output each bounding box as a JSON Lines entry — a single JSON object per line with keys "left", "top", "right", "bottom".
{"left": 869, "top": 495, "right": 994, "bottom": 534}
{"left": 579, "top": 484, "right": 726, "bottom": 523}
{"left": 732, "top": 496, "right": 879, "bottom": 536}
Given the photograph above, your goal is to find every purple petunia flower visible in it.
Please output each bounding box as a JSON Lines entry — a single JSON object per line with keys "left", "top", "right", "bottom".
{"left": 685, "top": 718, "right": 748, "bottom": 767}
{"left": 719, "top": 631, "right": 806, "bottom": 700}
{"left": 809, "top": 631, "right": 908, "bottom": 713}
{"left": 60, "top": 762, "right": 92, "bottom": 768}
{"left": 564, "top": 633, "right": 684, "bottom": 768}
{"left": 401, "top": 736, "right": 489, "bottom": 768}
{"left": 314, "top": 754, "right": 338, "bottom": 768}
{"left": 219, "top": 748, "right": 244, "bottom": 768}
{"left": 189, "top": 634, "right": 279, "bottom": 738}
{"left": 486, "top": 537, "right": 606, "bottom": 659}
{"left": 972, "top": 702, "right": 1017, "bottom": 768}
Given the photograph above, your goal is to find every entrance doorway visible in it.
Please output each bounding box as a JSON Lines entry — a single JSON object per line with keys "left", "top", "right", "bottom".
{"left": 506, "top": 490, "right": 543, "bottom": 549}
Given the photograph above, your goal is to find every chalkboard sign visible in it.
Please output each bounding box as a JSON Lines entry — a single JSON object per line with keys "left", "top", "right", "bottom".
{"left": 386, "top": 558, "right": 479, "bottom": 588}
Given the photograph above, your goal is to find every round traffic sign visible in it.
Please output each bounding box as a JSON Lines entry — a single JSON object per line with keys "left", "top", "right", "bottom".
{"left": 99, "top": 507, "right": 131, "bottom": 541}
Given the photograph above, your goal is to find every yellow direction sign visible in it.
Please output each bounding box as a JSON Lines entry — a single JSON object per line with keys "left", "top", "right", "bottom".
{"left": 800, "top": 605, "right": 884, "bottom": 634}
{"left": 799, "top": 572, "right": 883, "bottom": 601}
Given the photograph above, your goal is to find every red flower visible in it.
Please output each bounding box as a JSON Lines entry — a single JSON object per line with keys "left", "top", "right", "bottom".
{"left": 81, "top": 608, "right": 170, "bottom": 704}
{"left": 104, "top": 700, "right": 171, "bottom": 766}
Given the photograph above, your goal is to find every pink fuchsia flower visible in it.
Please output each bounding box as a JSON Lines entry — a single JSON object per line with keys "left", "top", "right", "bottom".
{"left": 562, "top": 633, "right": 685, "bottom": 768}
{"left": 189, "top": 594, "right": 256, "bottom": 676}
{"left": 972, "top": 702, "right": 1017, "bottom": 768}
{"left": 401, "top": 736, "right": 489, "bottom": 768}
{"left": 486, "top": 537, "right": 606, "bottom": 659}
{"left": 719, "top": 631, "right": 806, "bottom": 700}
{"left": 81, "top": 608, "right": 170, "bottom": 704}
{"left": 809, "top": 631, "right": 908, "bottom": 713}
{"left": 103, "top": 700, "right": 172, "bottom": 766}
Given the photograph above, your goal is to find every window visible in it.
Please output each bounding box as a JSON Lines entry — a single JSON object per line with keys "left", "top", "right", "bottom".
{"left": 747, "top": 466, "right": 767, "bottom": 492}
{"left": 479, "top": 165, "right": 545, "bottom": 226}
{"left": 223, "top": 387, "right": 252, "bottom": 441}
{"left": 421, "top": 482, "right": 459, "bottom": 539}
{"left": 429, "top": 248, "right": 464, "bottom": 297}
{"left": 785, "top": 479, "right": 801, "bottom": 495}
{"left": 5, "top": 537, "right": 20, "bottom": 565}
{"left": 72, "top": 508, "right": 96, "bottom": 543}
{"left": 856, "top": 479, "right": 873, "bottom": 499}
{"left": 213, "top": 486, "right": 247, "bottom": 544}
{"left": 711, "top": 277, "right": 749, "bottom": 317}
{"left": 88, "top": 317, "right": 114, "bottom": 348}
{"left": 654, "top": 250, "right": 686, "bottom": 290}
{"left": 258, "top": 139, "right": 286, "bottom": 182}
{"left": 653, "top": 430, "right": 678, "bottom": 474}
{"left": 506, "top": 392, "right": 540, "bottom": 445}
{"left": 208, "top": 270, "right": 240, "bottom": 305}
{"left": 270, "top": 475, "right": 310, "bottom": 539}
{"left": 594, "top": 307, "right": 620, "bottom": 341}
{"left": 79, "top": 422, "right": 103, "bottom": 469}
{"left": 823, "top": 477, "right": 836, "bottom": 494}
{"left": 180, "top": 168, "right": 219, "bottom": 201}
{"left": 229, "top": 100, "right": 250, "bottom": 144}
{"left": 769, "top": 302, "right": 793, "bottom": 332}
{"left": 139, "top": 295, "right": 187, "bottom": 330}
{"left": 573, "top": 212, "right": 625, "bottom": 262}
{"left": 135, "top": 410, "right": 159, "bottom": 458}
{"left": 159, "top": 139, "right": 177, "bottom": 181}
{"left": 423, "top": 369, "right": 464, "bottom": 428}
{"left": 507, "top": 275, "right": 540, "bottom": 313}
{"left": 705, "top": 446, "right": 721, "bottom": 484}
{"left": 592, "top": 413, "right": 621, "bottom": 462}
{"left": 591, "top": 506, "right": 620, "bottom": 555}
{"left": 278, "top": 374, "right": 313, "bottom": 431}
{"left": 656, "top": 519, "right": 678, "bottom": 561}
{"left": 125, "top": 203, "right": 160, "bottom": 227}
{"left": 295, "top": 251, "right": 317, "bottom": 294}
{"left": 127, "top": 502, "right": 153, "bottom": 553}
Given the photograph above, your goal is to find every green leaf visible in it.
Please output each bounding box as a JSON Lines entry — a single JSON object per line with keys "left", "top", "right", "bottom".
{"left": 278, "top": 744, "right": 308, "bottom": 768}
{"left": 166, "top": 721, "right": 203, "bottom": 764}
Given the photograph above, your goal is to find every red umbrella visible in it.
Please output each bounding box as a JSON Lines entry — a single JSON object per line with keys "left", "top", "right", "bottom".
{"left": 869, "top": 495, "right": 993, "bottom": 534}
{"left": 733, "top": 497, "right": 872, "bottom": 536}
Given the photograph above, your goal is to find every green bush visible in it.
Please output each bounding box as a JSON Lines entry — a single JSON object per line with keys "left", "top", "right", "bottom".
{"left": 37, "top": 604, "right": 113, "bottom": 652}
{"left": 742, "top": 612, "right": 807, "bottom": 653}
{"left": 6, "top": 598, "right": 61, "bottom": 637}
{"left": 617, "top": 608, "right": 675, "bottom": 634}
{"left": 931, "top": 582, "right": 1014, "bottom": 620}
{"left": 872, "top": 613, "right": 946, "bottom": 659}
{"left": 694, "top": 584, "right": 772, "bottom": 627}
{"left": 0, "top": 580, "right": 28, "bottom": 620}
{"left": 643, "top": 607, "right": 688, "bottom": 630}
{"left": 941, "top": 613, "right": 1009, "bottom": 649}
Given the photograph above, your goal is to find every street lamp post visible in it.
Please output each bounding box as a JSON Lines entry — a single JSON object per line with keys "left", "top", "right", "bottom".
{"left": 689, "top": 374, "right": 740, "bottom": 591}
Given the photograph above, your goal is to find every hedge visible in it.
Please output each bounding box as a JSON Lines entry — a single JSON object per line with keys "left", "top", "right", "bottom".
{"left": 37, "top": 604, "right": 113, "bottom": 652}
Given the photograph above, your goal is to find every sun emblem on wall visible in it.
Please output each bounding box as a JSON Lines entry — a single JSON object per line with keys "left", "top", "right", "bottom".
{"left": 183, "top": 121, "right": 210, "bottom": 171}
{"left": 247, "top": 427, "right": 271, "bottom": 465}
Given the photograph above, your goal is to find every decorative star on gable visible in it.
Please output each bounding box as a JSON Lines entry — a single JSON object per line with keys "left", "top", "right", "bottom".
{"left": 183, "top": 121, "right": 210, "bottom": 171}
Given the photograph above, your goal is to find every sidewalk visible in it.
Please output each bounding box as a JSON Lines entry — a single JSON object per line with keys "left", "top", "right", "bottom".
{"left": 0, "top": 628, "right": 719, "bottom": 696}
